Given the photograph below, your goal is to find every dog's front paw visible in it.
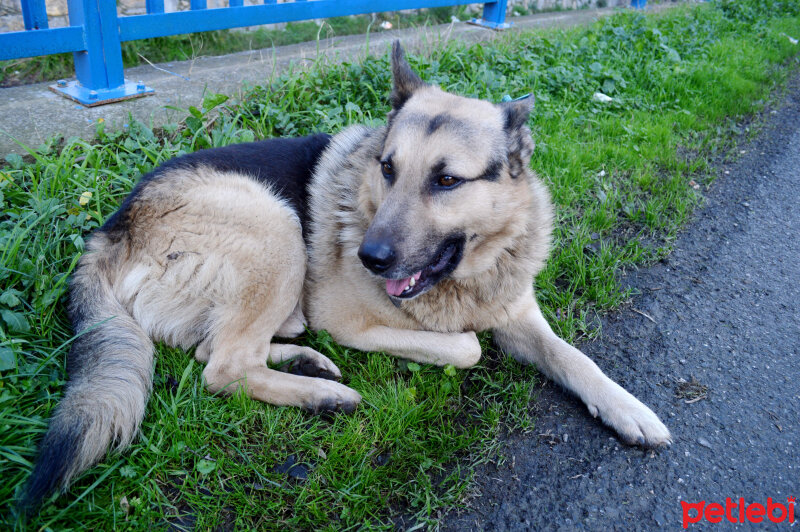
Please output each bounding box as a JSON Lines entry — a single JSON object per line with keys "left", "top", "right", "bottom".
{"left": 286, "top": 346, "right": 342, "bottom": 381}
{"left": 587, "top": 382, "right": 672, "bottom": 448}
{"left": 452, "top": 331, "right": 481, "bottom": 369}
{"left": 304, "top": 380, "right": 362, "bottom": 415}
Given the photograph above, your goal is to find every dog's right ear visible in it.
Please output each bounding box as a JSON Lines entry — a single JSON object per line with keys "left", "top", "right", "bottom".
{"left": 390, "top": 41, "right": 425, "bottom": 111}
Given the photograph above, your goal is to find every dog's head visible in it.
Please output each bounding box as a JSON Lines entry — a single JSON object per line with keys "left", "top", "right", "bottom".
{"left": 358, "top": 42, "right": 536, "bottom": 301}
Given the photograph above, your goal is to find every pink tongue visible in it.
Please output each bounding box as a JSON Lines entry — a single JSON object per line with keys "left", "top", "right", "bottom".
{"left": 385, "top": 272, "right": 422, "bottom": 297}
{"left": 386, "top": 277, "right": 412, "bottom": 297}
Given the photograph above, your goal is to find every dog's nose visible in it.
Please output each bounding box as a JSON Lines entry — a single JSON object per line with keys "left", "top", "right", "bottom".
{"left": 358, "top": 239, "right": 397, "bottom": 274}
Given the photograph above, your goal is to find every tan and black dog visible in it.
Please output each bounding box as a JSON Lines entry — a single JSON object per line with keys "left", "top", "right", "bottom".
{"left": 23, "top": 41, "right": 670, "bottom": 509}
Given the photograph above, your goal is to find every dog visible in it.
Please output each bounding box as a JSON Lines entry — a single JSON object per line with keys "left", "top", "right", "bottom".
{"left": 23, "top": 41, "right": 670, "bottom": 509}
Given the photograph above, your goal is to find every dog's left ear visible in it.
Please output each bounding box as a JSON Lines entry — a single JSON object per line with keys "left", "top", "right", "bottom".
{"left": 390, "top": 41, "right": 426, "bottom": 110}
{"left": 498, "top": 94, "right": 536, "bottom": 178}
{"left": 497, "top": 94, "right": 535, "bottom": 132}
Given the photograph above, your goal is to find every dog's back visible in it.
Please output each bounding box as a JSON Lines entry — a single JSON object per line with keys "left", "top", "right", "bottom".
{"left": 104, "top": 133, "right": 331, "bottom": 237}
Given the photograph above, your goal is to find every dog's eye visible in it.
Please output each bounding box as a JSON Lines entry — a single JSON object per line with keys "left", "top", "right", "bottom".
{"left": 381, "top": 161, "right": 394, "bottom": 180}
{"left": 436, "top": 175, "right": 461, "bottom": 189}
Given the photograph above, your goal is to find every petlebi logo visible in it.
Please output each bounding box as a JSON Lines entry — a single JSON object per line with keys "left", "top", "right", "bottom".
{"left": 681, "top": 497, "right": 796, "bottom": 528}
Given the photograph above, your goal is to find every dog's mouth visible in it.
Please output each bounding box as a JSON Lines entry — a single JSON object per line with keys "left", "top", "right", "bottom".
{"left": 385, "top": 237, "right": 464, "bottom": 300}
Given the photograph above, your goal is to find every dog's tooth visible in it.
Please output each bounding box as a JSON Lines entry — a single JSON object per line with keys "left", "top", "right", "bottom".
{"left": 409, "top": 277, "right": 416, "bottom": 287}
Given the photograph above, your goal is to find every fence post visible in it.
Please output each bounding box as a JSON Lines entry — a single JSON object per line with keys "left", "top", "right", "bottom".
{"left": 146, "top": 0, "right": 165, "bottom": 14}
{"left": 470, "top": 1, "right": 511, "bottom": 30}
{"left": 50, "top": 0, "right": 154, "bottom": 105}
{"left": 21, "top": 0, "right": 49, "bottom": 30}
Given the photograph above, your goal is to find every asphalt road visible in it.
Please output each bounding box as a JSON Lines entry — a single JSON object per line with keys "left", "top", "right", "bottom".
{"left": 444, "top": 74, "right": 800, "bottom": 531}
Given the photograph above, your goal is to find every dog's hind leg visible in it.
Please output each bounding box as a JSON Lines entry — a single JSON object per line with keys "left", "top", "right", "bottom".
{"left": 267, "top": 343, "right": 340, "bottom": 380}
{"left": 133, "top": 171, "right": 361, "bottom": 414}
{"left": 201, "top": 324, "right": 360, "bottom": 414}
{"left": 493, "top": 294, "right": 671, "bottom": 447}
{"left": 199, "top": 256, "right": 359, "bottom": 414}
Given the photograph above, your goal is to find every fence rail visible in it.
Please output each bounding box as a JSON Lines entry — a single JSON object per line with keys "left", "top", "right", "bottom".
{"left": 0, "top": 0, "right": 510, "bottom": 106}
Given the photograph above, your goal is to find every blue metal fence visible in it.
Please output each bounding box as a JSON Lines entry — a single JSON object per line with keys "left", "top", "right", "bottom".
{"left": 0, "top": 0, "right": 509, "bottom": 106}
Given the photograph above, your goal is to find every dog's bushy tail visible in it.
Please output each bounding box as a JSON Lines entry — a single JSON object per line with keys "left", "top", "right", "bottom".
{"left": 22, "top": 235, "right": 154, "bottom": 509}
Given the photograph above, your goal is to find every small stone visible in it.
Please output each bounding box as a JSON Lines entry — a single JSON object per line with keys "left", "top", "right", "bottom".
{"left": 653, "top": 507, "right": 667, "bottom": 526}
{"left": 273, "top": 454, "right": 312, "bottom": 481}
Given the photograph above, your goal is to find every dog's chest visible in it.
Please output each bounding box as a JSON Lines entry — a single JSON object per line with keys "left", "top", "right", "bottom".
{"left": 401, "top": 272, "right": 526, "bottom": 333}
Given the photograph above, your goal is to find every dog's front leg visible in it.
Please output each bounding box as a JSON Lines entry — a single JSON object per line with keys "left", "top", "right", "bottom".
{"left": 339, "top": 326, "right": 482, "bottom": 368}
{"left": 493, "top": 297, "right": 671, "bottom": 447}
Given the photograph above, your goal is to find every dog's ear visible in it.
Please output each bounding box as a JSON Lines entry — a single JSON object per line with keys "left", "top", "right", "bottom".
{"left": 390, "top": 41, "right": 425, "bottom": 110}
{"left": 498, "top": 95, "right": 536, "bottom": 178}
{"left": 497, "top": 94, "right": 535, "bottom": 132}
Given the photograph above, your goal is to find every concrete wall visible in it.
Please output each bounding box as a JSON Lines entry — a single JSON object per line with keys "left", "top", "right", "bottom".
{"left": 0, "top": 0, "right": 628, "bottom": 33}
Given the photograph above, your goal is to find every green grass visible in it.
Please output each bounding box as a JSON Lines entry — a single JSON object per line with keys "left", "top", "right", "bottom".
{"left": 2, "top": 0, "right": 800, "bottom": 528}
{"left": 0, "top": 6, "right": 478, "bottom": 87}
